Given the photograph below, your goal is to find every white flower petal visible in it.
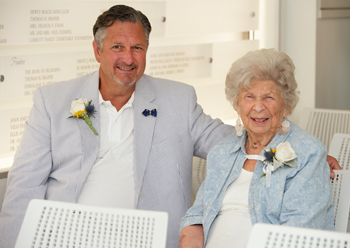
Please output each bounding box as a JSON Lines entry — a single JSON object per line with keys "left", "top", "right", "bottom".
{"left": 275, "top": 141, "right": 297, "bottom": 163}
{"left": 70, "top": 98, "right": 87, "bottom": 115}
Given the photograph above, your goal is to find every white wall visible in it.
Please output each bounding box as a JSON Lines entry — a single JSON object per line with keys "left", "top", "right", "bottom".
{"left": 258, "top": 0, "right": 280, "bottom": 50}
{"left": 280, "top": 0, "right": 350, "bottom": 122}
{"left": 279, "top": 0, "right": 318, "bottom": 124}
{"left": 316, "top": 17, "right": 350, "bottom": 110}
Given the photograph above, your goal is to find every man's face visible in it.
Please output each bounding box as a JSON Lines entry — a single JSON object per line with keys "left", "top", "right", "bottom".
{"left": 93, "top": 21, "right": 147, "bottom": 87}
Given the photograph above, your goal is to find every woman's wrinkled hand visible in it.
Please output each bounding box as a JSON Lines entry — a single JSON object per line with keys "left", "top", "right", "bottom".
{"left": 179, "top": 225, "right": 204, "bottom": 248}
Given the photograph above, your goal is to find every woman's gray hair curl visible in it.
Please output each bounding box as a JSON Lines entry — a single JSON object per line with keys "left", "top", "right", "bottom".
{"left": 225, "top": 48, "right": 299, "bottom": 114}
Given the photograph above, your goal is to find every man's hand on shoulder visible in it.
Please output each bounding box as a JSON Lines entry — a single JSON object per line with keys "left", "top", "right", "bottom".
{"left": 327, "top": 155, "right": 341, "bottom": 179}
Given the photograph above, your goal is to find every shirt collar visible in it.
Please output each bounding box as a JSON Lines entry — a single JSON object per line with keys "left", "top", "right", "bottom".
{"left": 98, "top": 91, "right": 135, "bottom": 107}
{"left": 230, "top": 130, "right": 247, "bottom": 154}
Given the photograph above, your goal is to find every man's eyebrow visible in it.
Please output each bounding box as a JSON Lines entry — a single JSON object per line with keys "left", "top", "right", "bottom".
{"left": 133, "top": 43, "right": 146, "bottom": 47}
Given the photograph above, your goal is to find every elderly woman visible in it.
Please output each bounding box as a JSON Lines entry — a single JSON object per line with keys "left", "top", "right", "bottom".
{"left": 179, "top": 49, "right": 334, "bottom": 248}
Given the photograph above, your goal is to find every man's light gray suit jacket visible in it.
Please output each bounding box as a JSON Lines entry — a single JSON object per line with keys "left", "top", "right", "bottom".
{"left": 0, "top": 71, "right": 233, "bottom": 248}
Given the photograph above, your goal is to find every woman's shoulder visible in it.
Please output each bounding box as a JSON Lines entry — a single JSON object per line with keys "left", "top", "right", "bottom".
{"left": 212, "top": 133, "right": 239, "bottom": 150}
{"left": 288, "top": 123, "right": 326, "bottom": 151}
{"left": 286, "top": 122, "right": 327, "bottom": 165}
{"left": 207, "top": 133, "right": 241, "bottom": 161}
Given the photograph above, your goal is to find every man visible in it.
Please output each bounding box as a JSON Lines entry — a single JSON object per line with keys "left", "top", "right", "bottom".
{"left": 0, "top": 5, "right": 233, "bottom": 248}
{"left": 0, "top": 5, "right": 340, "bottom": 248}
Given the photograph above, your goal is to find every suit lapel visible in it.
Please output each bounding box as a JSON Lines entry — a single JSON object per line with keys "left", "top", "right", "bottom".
{"left": 133, "top": 75, "right": 158, "bottom": 206}
{"left": 75, "top": 72, "right": 101, "bottom": 197}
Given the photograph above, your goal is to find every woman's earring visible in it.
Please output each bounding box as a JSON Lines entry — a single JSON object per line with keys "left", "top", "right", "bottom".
{"left": 235, "top": 116, "right": 243, "bottom": 136}
{"left": 280, "top": 118, "right": 290, "bottom": 135}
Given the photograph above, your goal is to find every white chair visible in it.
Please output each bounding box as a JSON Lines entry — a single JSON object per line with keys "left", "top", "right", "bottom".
{"left": 331, "top": 170, "right": 350, "bottom": 232}
{"left": 329, "top": 134, "right": 350, "bottom": 232}
{"left": 192, "top": 156, "right": 207, "bottom": 203}
{"left": 299, "top": 108, "right": 350, "bottom": 150}
{"left": 329, "top": 133, "right": 350, "bottom": 170}
{"left": 247, "top": 223, "right": 350, "bottom": 248}
{"left": 15, "top": 199, "right": 168, "bottom": 248}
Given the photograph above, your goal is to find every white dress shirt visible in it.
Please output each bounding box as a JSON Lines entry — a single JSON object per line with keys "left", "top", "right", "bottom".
{"left": 77, "top": 92, "right": 135, "bottom": 208}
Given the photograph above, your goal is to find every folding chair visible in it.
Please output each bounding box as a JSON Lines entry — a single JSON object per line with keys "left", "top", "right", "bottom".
{"left": 299, "top": 108, "right": 350, "bottom": 150}
{"left": 15, "top": 199, "right": 168, "bottom": 248}
{"left": 192, "top": 156, "right": 207, "bottom": 203}
{"left": 247, "top": 223, "right": 350, "bottom": 248}
{"left": 329, "top": 133, "right": 350, "bottom": 170}
{"left": 331, "top": 170, "right": 350, "bottom": 232}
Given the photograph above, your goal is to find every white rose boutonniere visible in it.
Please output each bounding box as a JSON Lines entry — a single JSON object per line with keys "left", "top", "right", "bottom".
{"left": 68, "top": 98, "right": 98, "bottom": 135}
{"left": 70, "top": 98, "right": 88, "bottom": 114}
{"left": 260, "top": 141, "right": 298, "bottom": 188}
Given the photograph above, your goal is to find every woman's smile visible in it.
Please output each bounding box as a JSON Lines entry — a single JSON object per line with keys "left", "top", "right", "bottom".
{"left": 250, "top": 117, "right": 269, "bottom": 124}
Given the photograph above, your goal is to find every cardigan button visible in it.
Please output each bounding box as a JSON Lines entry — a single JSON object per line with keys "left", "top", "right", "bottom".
{"left": 250, "top": 205, "right": 254, "bottom": 210}
{"left": 251, "top": 182, "right": 255, "bottom": 186}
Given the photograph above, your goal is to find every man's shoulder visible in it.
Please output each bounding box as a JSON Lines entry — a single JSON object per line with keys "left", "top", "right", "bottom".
{"left": 142, "top": 74, "right": 194, "bottom": 91}
{"left": 40, "top": 71, "right": 98, "bottom": 93}
{"left": 33, "top": 71, "right": 99, "bottom": 113}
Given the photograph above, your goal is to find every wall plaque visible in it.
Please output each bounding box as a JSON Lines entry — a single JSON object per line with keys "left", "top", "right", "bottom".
{"left": 145, "top": 44, "right": 212, "bottom": 81}
{"left": 0, "top": 52, "right": 99, "bottom": 101}
{"left": 0, "top": 1, "right": 165, "bottom": 45}
{"left": 0, "top": 107, "right": 32, "bottom": 158}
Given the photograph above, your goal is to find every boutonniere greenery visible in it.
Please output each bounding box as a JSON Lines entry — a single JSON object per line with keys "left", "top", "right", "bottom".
{"left": 261, "top": 141, "right": 297, "bottom": 187}
{"left": 68, "top": 98, "right": 98, "bottom": 135}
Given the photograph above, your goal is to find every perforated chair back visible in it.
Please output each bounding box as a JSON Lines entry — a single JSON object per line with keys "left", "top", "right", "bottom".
{"left": 299, "top": 108, "right": 350, "bottom": 150}
{"left": 330, "top": 170, "right": 350, "bottom": 232}
{"left": 247, "top": 223, "right": 350, "bottom": 248}
{"left": 191, "top": 156, "right": 207, "bottom": 203}
{"left": 329, "top": 133, "right": 350, "bottom": 170}
{"left": 15, "top": 199, "right": 168, "bottom": 248}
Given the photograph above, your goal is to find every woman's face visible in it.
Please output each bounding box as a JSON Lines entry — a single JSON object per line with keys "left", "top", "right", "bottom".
{"left": 236, "top": 80, "right": 288, "bottom": 138}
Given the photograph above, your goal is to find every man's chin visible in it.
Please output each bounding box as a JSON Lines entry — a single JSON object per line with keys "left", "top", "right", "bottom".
{"left": 114, "top": 77, "right": 137, "bottom": 86}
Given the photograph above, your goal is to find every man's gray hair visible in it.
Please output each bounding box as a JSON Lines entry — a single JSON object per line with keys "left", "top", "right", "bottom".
{"left": 93, "top": 5, "right": 152, "bottom": 50}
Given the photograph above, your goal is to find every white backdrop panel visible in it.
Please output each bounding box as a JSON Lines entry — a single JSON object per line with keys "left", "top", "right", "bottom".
{"left": 0, "top": 52, "right": 98, "bottom": 101}
{"left": 0, "top": 1, "right": 166, "bottom": 46}
{"left": 193, "top": 79, "right": 235, "bottom": 121}
{"left": 212, "top": 40, "right": 259, "bottom": 77}
{"left": 165, "top": 0, "right": 259, "bottom": 37}
{"left": 145, "top": 44, "right": 212, "bottom": 80}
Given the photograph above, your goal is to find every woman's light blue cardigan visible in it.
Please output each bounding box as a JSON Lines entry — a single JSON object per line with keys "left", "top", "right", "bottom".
{"left": 180, "top": 122, "right": 334, "bottom": 246}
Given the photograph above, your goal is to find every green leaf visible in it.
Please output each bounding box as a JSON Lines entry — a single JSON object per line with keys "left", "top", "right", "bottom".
{"left": 272, "top": 159, "right": 284, "bottom": 170}
{"left": 285, "top": 160, "right": 298, "bottom": 168}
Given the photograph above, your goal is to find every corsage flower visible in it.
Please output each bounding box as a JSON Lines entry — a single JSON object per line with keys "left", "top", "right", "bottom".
{"left": 260, "top": 141, "right": 297, "bottom": 188}
{"left": 68, "top": 98, "right": 98, "bottom": 135}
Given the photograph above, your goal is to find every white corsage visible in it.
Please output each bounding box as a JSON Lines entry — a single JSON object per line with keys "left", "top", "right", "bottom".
{"left": 68, "top": 98, "right": 98, "bottom": 135}
{"left": 245, "top": 141, "right": 297, "bottom": 188}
